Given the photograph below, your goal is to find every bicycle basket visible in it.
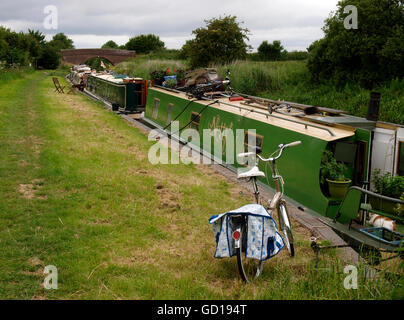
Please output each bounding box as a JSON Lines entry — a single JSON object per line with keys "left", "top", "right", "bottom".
{"left": 209, "top": 204, "right": 284, "bottom": 261}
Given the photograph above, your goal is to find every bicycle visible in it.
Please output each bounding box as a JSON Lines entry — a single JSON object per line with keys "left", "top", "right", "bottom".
{"left": 232, "top": 141, "right": 301, "bottom": 282}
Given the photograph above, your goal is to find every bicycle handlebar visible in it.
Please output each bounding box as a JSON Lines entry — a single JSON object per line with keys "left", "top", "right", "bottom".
{"left": 237, "top": 141, "right": 301, "bottom": 163}
{"left": 257, "top": 141, "right": 302, "bottom": 162}
{"left": 284, "top": 141, "right": 302, "bottom": 149}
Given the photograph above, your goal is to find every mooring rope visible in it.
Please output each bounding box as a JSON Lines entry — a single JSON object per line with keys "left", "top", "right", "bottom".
{"left": 168, "top": 99, "right": 220, "bottom": 137}
{"left": 163, "top": 98, "right": 198, "bottom": 131}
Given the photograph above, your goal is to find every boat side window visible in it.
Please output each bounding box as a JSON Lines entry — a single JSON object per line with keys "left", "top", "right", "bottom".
{"left": 244, "top": 131, "right": 263, "bottom": 152}
{"left": 166, "top": 103, "right": 174, "bottom": 125}
{"left": 152, "top": 98, "right": 160, "bottom": 119}
{"left": 397, "top": 141, "right": 404, "bottom": 176}
{"left": 190, "top": 112, "right": 201, "bottom": 131}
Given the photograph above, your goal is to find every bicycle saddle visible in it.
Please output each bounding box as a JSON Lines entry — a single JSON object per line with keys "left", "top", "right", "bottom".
{"left": 237, "top": 166, "right": 265, "bottom": 179}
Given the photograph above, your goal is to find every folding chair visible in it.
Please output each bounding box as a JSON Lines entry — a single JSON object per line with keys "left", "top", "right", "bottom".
{"left": 52, "top": 77, "right": 65, "bottom": 94}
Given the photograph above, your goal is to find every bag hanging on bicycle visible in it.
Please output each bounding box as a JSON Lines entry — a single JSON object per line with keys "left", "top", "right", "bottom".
{"left": 209, "top": 204, "right": 285, "bottom": 261}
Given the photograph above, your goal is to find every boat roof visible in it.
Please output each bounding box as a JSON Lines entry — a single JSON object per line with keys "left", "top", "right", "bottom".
{"left": 151, "top": 87, "right": 356, "bottom": 142}
{"left": 89, "top": 73, "right": 143, "bottom": 84}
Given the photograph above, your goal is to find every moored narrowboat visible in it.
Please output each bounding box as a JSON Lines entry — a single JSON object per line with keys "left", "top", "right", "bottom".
{"left": 142, "top": 77, "right": 404, "bottom": 240}
{"left": 69, "top": 64, "right": 93, "bottom": 87}
{"left": 86, "top": 73, "right": 148, "bottom": 113}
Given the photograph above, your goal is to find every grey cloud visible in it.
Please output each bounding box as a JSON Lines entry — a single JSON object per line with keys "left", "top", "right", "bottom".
{"left": 0, "top": 0, "right": 338, "bottom": 50}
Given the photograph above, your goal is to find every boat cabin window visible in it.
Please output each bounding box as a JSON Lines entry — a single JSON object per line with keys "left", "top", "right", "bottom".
{"left": 244, "top": 131, "right": 263, "bottom": 152}
{"left": 190, "top": 112, "right": 201, "bottom": 131}
{"left": 152, "top": 98, "right": 160, "bottom": 119}
{"left": 334, "top": 142, "right": 357, "bottom": 164}
{"left": 397, "top": 141, "right": 404, "bottom": 176}
{"left": 166, "top": 103, "right": 174, "bottom": 125}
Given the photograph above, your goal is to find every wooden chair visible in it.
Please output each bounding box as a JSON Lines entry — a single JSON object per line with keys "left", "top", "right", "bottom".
{"left": 52, "top": 77, "right": 65, "bottom": 94}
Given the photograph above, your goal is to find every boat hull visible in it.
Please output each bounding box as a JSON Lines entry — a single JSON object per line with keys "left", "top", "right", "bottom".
{"left": 144, "top": 87, "right": 343, "bottom": 218}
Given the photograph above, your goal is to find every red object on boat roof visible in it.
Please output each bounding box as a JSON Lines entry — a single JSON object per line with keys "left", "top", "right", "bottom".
{"left": 229, "top": 97, "right": 244, "bottom": 102}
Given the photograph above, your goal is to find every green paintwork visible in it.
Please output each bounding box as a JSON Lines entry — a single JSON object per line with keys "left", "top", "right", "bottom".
{"left": 86, "top": 75, "right": 142, "bottom": 112}
{"left": 337, "top": 188, "right": 363, "bottom": 224}
{"left": 144, "top": 88, "right": 343, "bottom": 218}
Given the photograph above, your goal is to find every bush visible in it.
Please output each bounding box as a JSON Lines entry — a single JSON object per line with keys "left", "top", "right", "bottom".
{"left": 307, "top": 0, "right": 404, "bottom": 88}
{"left": 101, "top": 40, "right": 119, "bottom": 49}
{"left": 285, "top": 51, "right": 308, "bottom": 61}
{"left": 181, "top": 16, "right": 250, "bottom": 68}
{"left": 257, "top": 40, "right": 284, "bottom": 61}
{"left": 372, "top": 170, "right": 404, "bottom": 199}
{"left": 37, "top": 44, "right": 60, "bottom": 69}
{"left": 125, "top": 34, "right": 165, "bottom": 54}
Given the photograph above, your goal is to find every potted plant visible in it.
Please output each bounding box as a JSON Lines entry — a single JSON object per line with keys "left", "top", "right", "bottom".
{"left": 165, "top": 78, "right": 177, "bottom": 88}
{"left": 150, "top": 70, "right": 166, "bottom": 86}
{"left": 371, "top": 170, "right": 404, "bottom": 214}
{"left": 320, "top": 149, "right": 351, "bottom": 199}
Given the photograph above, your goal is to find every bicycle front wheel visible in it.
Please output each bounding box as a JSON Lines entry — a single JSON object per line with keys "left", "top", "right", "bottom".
{"left": 236, "top": 224, "right": 264, "bottom": 282}
{"left": 278, "top": 203, "right": 295, "bottom": 257}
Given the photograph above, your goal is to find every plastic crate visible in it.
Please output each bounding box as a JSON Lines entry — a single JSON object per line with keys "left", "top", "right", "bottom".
{"left": 359, "top": 227, "right": 403, "bottom": 246}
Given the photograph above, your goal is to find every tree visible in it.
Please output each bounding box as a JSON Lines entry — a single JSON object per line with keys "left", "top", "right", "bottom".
{"left": 307, "top": 0, "right": 404, "bottom": 87}
{"left": 86, "top": 57, "right": 112, "bottom": 71}
{"left": 27, "top": 30, "right": 46, "bottom": 66}
{"left": 257, "top": 40, "right": 284, "bottom": 61}
{"left": 28, "top": 29, "right": 45, "bottom": 45}
{"left": 101, "top": 40, "right": 119, "bottom": 49}
{"left": 180, "top": 15, "right": 250, "bottom": 67}
{"left": 0, "top": 27, "right": 61, "bottom": 69}
{"left": 37, "top": 43, "right": 60, "bottom": 69}
{"left": 0, "top": 27, "right": 32, "bottom": 66}
{"left": 48, "top": 33, "right": 74, "bottom": 52}
{"left": 125, "top": 34, "right": 164, "bottom": 54}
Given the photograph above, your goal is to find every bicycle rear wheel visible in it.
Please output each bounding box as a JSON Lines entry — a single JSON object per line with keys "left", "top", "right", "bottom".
{"left": 236, "top": 223, "right": 264, "bottom": 282}
{"left": 278, "top": 203, "right": 295, "bottom": 257}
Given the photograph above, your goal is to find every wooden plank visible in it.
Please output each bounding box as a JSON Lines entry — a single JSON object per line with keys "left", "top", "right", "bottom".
{"left": 151, "top": 87, "right": 355, "bottom": 142}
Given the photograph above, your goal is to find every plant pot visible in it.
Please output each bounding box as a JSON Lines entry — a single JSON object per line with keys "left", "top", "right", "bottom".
{"left": 326, "top": 178, "right": 352, "bottom": 199}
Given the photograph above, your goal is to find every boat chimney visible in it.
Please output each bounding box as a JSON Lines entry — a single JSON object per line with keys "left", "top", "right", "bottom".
{"left": 367, "top": 92, "right": 381, "bottom": 121}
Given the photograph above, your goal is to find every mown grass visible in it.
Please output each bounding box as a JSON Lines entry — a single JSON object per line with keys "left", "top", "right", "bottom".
{"left": 0, "top": 67, "right": 34, "bottom": 84}
{"left": 116, "top": 57, "right": 404, "bottom": 125}
{"left": 0, "top": 70, "right": 400, "bottom": 299}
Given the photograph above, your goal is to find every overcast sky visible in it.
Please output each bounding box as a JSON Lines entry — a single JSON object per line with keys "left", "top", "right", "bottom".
{"left": 0, "top": 0, "right": 339, "bottom": 51}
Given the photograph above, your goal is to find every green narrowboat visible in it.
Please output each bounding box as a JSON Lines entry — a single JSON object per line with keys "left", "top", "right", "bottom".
{"left": 142, "top": 85, "right": 404, "bottom": 236}
{"left": 86, "top": 73, "right": 148, "bottom": 113}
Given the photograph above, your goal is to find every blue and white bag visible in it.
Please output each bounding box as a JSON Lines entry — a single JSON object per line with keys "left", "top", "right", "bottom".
{"left": 209, "top": 204, "right": 284, "bottom": 261}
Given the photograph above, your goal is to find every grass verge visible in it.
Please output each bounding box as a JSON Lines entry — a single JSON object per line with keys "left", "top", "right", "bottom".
{"left": 0, "top": 70, "right": 400, "bottom": 299}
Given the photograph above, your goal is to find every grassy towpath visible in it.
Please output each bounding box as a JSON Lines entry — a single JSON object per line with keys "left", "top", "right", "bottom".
{"left": 0, "top": 71, "right": 397, "bottom": 299}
